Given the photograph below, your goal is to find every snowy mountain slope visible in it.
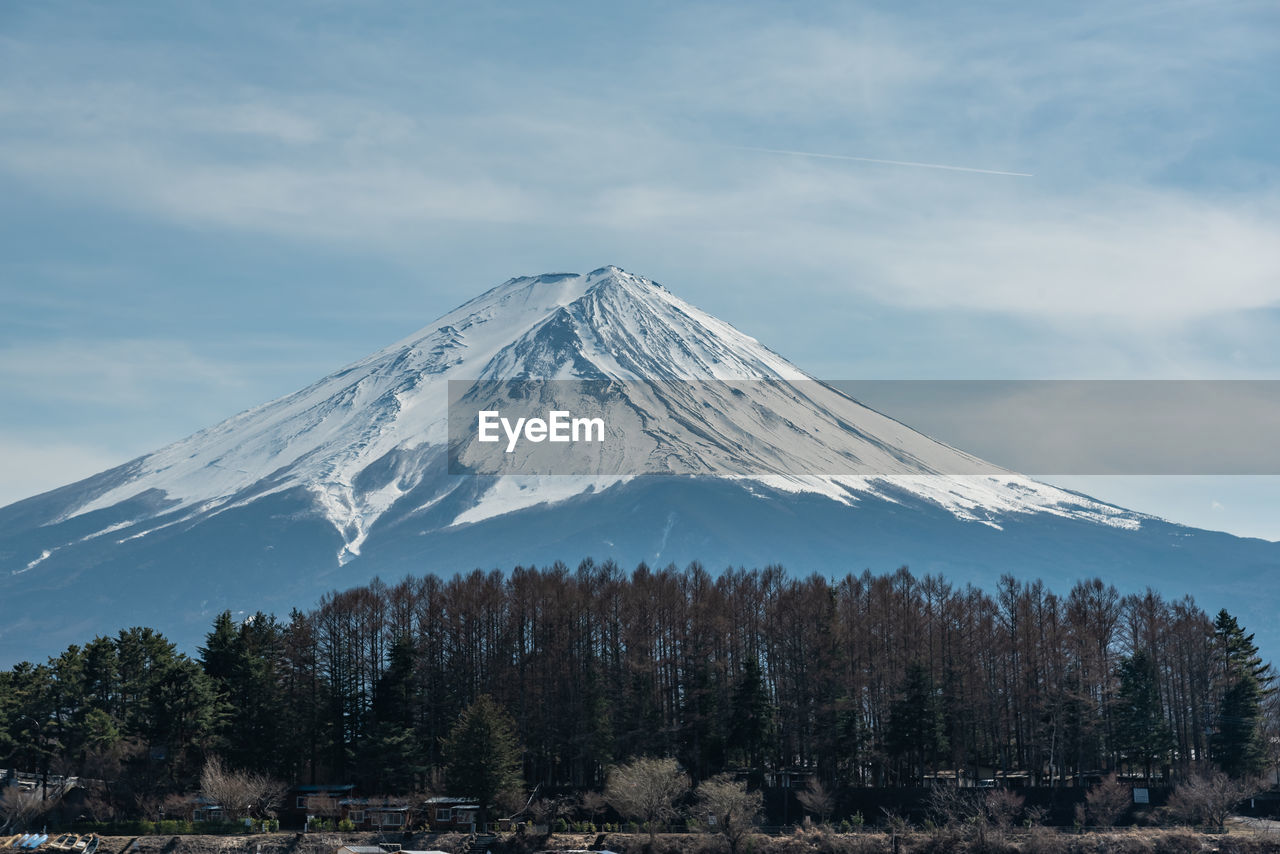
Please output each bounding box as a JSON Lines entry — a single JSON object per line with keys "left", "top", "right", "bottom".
{"left": 13, "top": 267, "right": 1140, "bottom": 565}
{"left": 2, "top": 265, "right": 1275, "bottom": 663}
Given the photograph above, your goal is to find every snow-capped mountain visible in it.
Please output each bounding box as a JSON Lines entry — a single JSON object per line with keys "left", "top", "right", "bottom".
{"left": 2, "top": 267, "right": 1277, "bottom": 663}
{"left": 13, "top": 267, "right": 1138, "bottom": 561}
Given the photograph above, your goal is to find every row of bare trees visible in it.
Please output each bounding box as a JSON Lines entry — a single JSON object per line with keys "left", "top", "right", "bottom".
{"left": 221, "top": 561, "right": 1279, "bottom": 790}
{"left": 4, "top": 560, "right": 1276, "bottom": 799}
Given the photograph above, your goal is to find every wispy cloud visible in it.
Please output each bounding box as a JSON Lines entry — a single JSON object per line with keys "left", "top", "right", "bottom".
{"left": 733, "top": 146, "right": 1034, "bottom": 177}
{"left": 0, "top": 1, "right": 1275, "bottom": 344}
{"left": 2, "top": 81, "right": 1275, "bottom": 325}
{"left": 0, "top": 339, "right": 246, "bottom": 405}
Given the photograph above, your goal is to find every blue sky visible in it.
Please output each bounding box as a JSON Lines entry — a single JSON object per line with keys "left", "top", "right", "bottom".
{"left": 2, "top": 0, "right": 1279, "bottom": 538}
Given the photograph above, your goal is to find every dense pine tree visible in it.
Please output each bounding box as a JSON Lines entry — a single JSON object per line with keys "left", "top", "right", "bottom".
{"left": 364, "top": 634, "right": 425, "bottom": 792}
{"left": 442, "top": 695, "right": 523, "bottom": 827}
{"left": 728, "top": 659, "right": 773, "bottom": 771}
{"left": 885, "top": 662, "right": 947, "bottom": 785}
{"left": 1212, "top": 610, "right": 1272, "bottom": 778}
{"left": 199, "top": 612, "right": 287, "bottom": 777}
{"left": 1114, "top": 649, "right": 1173, "bottom": 783}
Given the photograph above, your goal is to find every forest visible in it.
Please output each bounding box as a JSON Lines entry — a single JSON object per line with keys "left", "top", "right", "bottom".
{"left": 1, "top": 561, "right": 1275, "bottom": 816}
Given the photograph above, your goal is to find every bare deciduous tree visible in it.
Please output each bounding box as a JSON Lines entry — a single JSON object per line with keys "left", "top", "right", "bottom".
{"left": 200, "top": 755, "right": 286, "bottom": 821}
{"left": 0, "top": 788, "right": 47, "bottom": 833}
{"left": 926, "top": 785, "right": 981, "bottom": 829}
{"left": 80, "top": 787, "right": 118, "bottom": 824}
{"left": 582, "top": 790, "right": 609, "bottom": 828}
{"left": 796, "top": 778, "right": 834, "bottom": 825}
{"left": 604, "top": 757, "right": 688, "bottom": 847}
{"left": 984, "top": 789, "right": 1025, "bottom": 834}
{"left": 695, "top": 774, "right": 762, "bottom": 854}
{"left": 1168, "top": 770, "right": 1256, "bottom": 831}
{"left": 252, "top": 778, "right": 288, "bottom": 819}
{"left": 1085, "top": 773, "right": 1130, "bottom": 827}
{"left": 161, "top": 792, "right": 196, "bottom": 821}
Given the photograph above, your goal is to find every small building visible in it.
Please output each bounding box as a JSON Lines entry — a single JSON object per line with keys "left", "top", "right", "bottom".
{"left": 192, "top": 797, "right": 227, "bottom": 824}
{"left": 284, "top": 783, "right": 356, "bottom": 829}
{"left": 421, "top": 797, "right": 480, "bottom": 831}
{"left": 155, "top": 794, "right": 222, "bottom": 823}
{"left": 765, "top": 768, "right": 815, "bottom": 789}
{"left": 923, "top": 768, "right": 1033, "bottom": 788}
{"left": 338, "top": 799, "right": 414, "bottom": 831}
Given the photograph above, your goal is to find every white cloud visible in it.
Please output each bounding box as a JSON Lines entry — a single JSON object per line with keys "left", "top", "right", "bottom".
{"left": 581, "top": 162, "right": 1280, "bottom": 322}
{"left": 0, "top": 0, "right": 1274, "bottom": 328}
{"left": 842, "top": 192, "right": 1280, "bottom": 320}
{"left": 0, "top": 10, "right": 1274, "bottom": 324}
{"left": 0, "top": 339, "right": 246, "bottom": 405}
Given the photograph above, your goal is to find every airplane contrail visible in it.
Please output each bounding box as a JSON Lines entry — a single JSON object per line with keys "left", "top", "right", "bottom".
{"left": 737, "top": 145, "right": 1034, "bottom": 177}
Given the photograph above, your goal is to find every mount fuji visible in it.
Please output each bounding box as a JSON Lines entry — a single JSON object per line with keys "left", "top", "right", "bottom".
{"left": 2, "top": 266, "right": 1277, "bottom": 663}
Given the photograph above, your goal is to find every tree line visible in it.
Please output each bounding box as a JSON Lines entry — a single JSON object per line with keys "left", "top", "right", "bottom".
{"left": 1, "top": 561, "right": 1275, "bottom": 816}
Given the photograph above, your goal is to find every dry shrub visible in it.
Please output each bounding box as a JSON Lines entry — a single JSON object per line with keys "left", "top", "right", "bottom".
{"left": 1147, "top": 830, "right": 1205, "bottom": 854}
{"left": 905, "top": 828, "right": 967, "bottom": 854}
{"left": 0, "top": 787, "right": 49, "bottom": 833}
{"left": 838, "top": 835, "right": 893, "bottom": 854}
{"left": 1019, "top": 827, "right": 1071, "bottom": 854}
{"left": 693, "top": 836, "right": 731, "bottom": 854}
{"left": 1167, "top": 772, "right": 1255, "bottom": 832}
{"left": 610, "top": 837, "right": 649, "bottom": 854}
{"left": 781, "top": 833, "right": 892, "bottom": 854}
{"left": 970, "top": 838, "right": 1019, "bottom": 854}
{"left": 771, "top": 833, "right": 819, "bottom": 854}
{"left": 598, "top": 834, "right": 627, "bottom": 850}
{"left": 428, "top": 833, "right": 468, "bottom": 854}
{"left": 1085, "top": 775, "right": 1131, "bottom": 828}
{"left": 604, "top": 833, "right": 718, "bottom": 854}
{"left": 1217, "top": 838, "right": 1280, "bottom": 854}
{"left": 794, "top": 823, "right": 890, "bottom": 854}
{"left": 1086, "top": 832, "right": 1154, "bottom": 854}
{"left": 926, "top": 786, "right": 983, "bottom": 829}
{"left": 908, "top": 827, "right": 1020, "bottom": 854}
{"left": 986, "top": 790, "right": 1026, "bottom": 831}
{"left": 795, "top": 826, "right": 837, "bottom": 854}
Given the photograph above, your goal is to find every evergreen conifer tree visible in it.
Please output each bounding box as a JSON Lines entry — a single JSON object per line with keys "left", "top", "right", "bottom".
{"left": 442, "top": 695, "right": 522, "bottom": 829}
{"left": 886, "top": 662, "right": 947, "bottom": 784}
{"left": 1114, "top": 648, "right": 1172, "bottom": 783}
{"left": 1212, "top": 610, "right": 1272, "bottom": 778}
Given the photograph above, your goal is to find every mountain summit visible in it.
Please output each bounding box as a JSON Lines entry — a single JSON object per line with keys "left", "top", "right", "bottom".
{"left": 2, "top": 267, "right": 1277, "bottom": 662}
